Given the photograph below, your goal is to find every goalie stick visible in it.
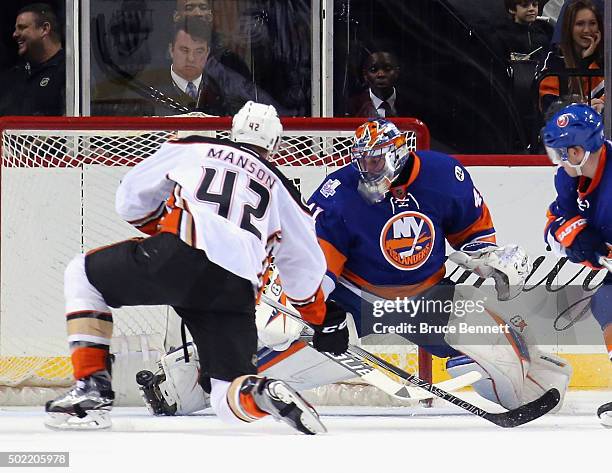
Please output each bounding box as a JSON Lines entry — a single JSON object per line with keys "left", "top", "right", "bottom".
{"left": 261, "top": 294, "right": 561, "bottom": 428}
{"left": 261, "top": 295, "right": 481, "bottom": 401}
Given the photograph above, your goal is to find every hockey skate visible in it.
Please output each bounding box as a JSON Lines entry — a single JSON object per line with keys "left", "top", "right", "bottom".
{"left": 597, "top": 402, "right": 612, "bottom": 428}
{"left": 244, "top": 376, "right": 327, "bottom": 435}
{"left": 44, "top": 372, "right": 114, "bottom": 430}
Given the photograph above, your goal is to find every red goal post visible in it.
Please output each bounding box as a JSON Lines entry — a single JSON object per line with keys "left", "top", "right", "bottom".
{"left": 0, "top": 115, "right": 431, "bottom": 406}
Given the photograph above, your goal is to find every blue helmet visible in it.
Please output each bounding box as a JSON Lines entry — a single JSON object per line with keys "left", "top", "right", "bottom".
{"left": 542, "top": 104, "right": 604, "bottom": 155}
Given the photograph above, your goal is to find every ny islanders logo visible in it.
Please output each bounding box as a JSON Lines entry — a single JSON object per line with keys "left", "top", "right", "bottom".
{"left": 380, "top": 211, "right": 435, "bottom": 270}
{"left": 557, "top": 114, "right": 570, "bottom": 127}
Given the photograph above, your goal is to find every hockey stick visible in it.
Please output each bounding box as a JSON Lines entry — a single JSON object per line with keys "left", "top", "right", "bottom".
{"left": 297, "top": 332, "right": 482, "bottom": 402}
{"left": 261, "top": 295, "right": 561, "bottom": 427}
{"left": 260, "top": 295, "right": 481, "bottom": 402}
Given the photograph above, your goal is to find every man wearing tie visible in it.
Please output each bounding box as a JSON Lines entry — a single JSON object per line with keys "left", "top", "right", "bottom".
{"left": 137, "top": 17, "right": 226, "bottom": 116}
{"left": 346, "top": 50, "right": 410, "bottom": 118}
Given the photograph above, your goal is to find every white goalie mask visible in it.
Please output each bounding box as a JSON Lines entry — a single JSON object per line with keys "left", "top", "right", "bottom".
{"left": 351, "top": 119, "right": 410, "bottom": 203}
{"left": 230, "top": 101, "right": 283, "bottom": 154}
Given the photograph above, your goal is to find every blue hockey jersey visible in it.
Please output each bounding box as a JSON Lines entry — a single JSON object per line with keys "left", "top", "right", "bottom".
{"left": 308, "top": 150, "right": 496, "bottom": 299}
{"left": 545, "top": 141, "right": 612, "bottom": 259}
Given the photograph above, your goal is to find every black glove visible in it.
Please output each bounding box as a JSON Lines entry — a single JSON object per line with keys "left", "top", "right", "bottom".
{"left": 312, "top": 300, "right": 349, "bottom": 355}
{"left": 565, "top": 226, "right": 608, "bottom": 268}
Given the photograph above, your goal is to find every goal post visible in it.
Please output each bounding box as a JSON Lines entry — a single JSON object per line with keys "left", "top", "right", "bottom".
{"left": 0, "top": 115, "right": 431, "bottom": 406}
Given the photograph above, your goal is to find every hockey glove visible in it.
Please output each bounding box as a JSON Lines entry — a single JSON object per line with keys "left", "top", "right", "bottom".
{"left": 564, "top": 226, "right": 608, "bottom": 268}
{"left": 312, "top": 300, "right": 349, "bottom": 355}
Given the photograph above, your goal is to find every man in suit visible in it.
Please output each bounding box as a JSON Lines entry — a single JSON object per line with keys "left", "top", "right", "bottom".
{"left": 134, "top": 16, "right": 228, "bottom": 116}
{"left": 346, "top": 50, "right": 410, "bottom": 118}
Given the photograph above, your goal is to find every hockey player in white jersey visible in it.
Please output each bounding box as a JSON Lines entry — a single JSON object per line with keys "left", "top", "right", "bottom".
{"left": 45, "top": 101, "right": 330, "bottom": 434}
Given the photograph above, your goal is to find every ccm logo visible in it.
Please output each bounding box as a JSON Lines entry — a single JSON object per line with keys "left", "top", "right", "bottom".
{"left": 558, "top": 218, "right": 586, "bottom": 241}
{"left": 321, "top": 319, "right": 348, "bottom": 333}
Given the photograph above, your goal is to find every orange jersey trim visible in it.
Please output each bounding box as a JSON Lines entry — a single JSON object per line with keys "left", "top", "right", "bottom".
{"left": 578, "top": 145, "right": 607, "bottom": 199}
{"left": 293, "top": 287, "right": 327, "bottom": 325}
{"left": 539, "top": 67, "right": 604, "bottom": 103}
{"left": 604, "top": 325, "right": 612, "bottom": 360}
{"left": 341, "top": 266, "right": 445, "bottom": 299}
{"left": 318, "top": 237, "right": 347, "bottom": 278}
{"left": 544, "top": 209, "right": 557, "bottom": 236}
{"left": 158, "top": 193, "right": 183, "bottom": 236}
{"left": 389, "top": 152, "right": 421, "bottom": 198}
{"left": 446, "top": 203, "right": 496, "bottom": 249}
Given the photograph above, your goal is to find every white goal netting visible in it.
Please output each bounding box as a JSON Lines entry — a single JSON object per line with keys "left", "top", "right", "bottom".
{"left": 0, "top": 116, "right": 431, "bottom": 406}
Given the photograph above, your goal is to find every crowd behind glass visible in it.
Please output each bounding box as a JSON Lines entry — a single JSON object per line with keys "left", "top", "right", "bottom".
{"left": 0, "top": 0, "right": 606, "bottom": 154}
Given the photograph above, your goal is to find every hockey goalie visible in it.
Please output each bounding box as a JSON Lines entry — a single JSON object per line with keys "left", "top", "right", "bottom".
{"left": 137, "top": 119, "right": 571, "bottom": 418}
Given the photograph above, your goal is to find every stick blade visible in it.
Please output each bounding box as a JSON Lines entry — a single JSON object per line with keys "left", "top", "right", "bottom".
{"left": 487, "top": 388, "right": 560, "bottom": 428}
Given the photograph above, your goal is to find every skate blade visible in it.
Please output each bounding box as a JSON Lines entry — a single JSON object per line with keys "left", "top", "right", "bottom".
{"left": 597, "top": 403, "right": 612, "bottom": 428}
{"left": 44, "top": 410, "right": 111, "bottom": 430}
{"left": 271, "top": 383, "right": 327, "bottom": 435}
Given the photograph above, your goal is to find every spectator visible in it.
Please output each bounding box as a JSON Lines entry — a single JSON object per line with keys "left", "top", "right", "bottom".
{"left": 135, "top": 17, "right": 226, "bottom": 116}
{"left": 173, "top": 0, "right": 251, "bottom": 79}
{"left": 547, "top": 0, "right": 604, "bottom": 46}
{"left": 538, "top": 0, "right": 604, "bottom": 115}
{"left": 135, "top": 16, "right": 284, "bottom": 117}
{"left": 346, "top": 50, "right": 410, "bottom": 118}
{"left": 497, "top": 1, "right": 552, "bottom": 64}
{"left": 0, "top": 3, "right": 65, "bottom": 116}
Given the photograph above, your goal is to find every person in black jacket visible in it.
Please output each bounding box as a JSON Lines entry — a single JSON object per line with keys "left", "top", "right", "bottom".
{"left": 497, "top": 0, "right": 552, "bottom": 64}
{"left": 0, "top": 3, "right": 65, "bottom": 116}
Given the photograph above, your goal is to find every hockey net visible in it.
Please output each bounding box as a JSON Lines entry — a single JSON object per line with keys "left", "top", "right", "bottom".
{"left": 0, "top": 115, "right": 431, "bottom": 406}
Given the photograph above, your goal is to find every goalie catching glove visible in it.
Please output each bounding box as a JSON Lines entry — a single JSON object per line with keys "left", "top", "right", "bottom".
{"left": 448, "top": 243, "right": 532, "bottom": 301}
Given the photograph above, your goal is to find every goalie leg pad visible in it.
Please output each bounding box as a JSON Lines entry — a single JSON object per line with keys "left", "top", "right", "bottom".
{"left": 522, "top": 350, "right": 571, "bottom": 414}
{"left": 140, "top": 343, "right": 210, "bottom": 416}
{"left": 446, "top": 355, "right": 499, "bottom": 404}
{"left": 445, "top": 300, "right": 530, "bottom": 410}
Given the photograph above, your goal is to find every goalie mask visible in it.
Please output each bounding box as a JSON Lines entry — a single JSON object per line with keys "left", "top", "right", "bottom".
{"left": 542, "top": 104, "right": 604, "bottom": 176}
{"left": 351, "top": 119, "right": 410, "bottom": 203}
{"left": 230, "top": 101, "right": 283, "bottom": 154}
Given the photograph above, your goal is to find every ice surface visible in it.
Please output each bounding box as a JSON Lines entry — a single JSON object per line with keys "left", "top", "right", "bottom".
{"left": 0, "top": 391, "right": 608, "bottom": 472}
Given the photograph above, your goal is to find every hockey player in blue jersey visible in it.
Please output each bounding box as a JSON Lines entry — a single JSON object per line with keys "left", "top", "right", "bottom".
{"left": 542, "top": 103, "right": 612, "bottom": 427}
{"left": 305, "top": 118, "right": 570, "bottom": 411}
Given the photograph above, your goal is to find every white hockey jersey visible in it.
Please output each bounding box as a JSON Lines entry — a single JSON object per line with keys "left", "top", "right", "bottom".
{"left": 116, "top": 136, "right": 326, "bottom": 301}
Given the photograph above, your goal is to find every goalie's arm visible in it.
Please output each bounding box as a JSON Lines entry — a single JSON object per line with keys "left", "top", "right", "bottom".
{"left": 443, "top": 166, "right": 497, "bottom": 253}
{"left": 442, "top": 166, "right": 533, "bottom": 300}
